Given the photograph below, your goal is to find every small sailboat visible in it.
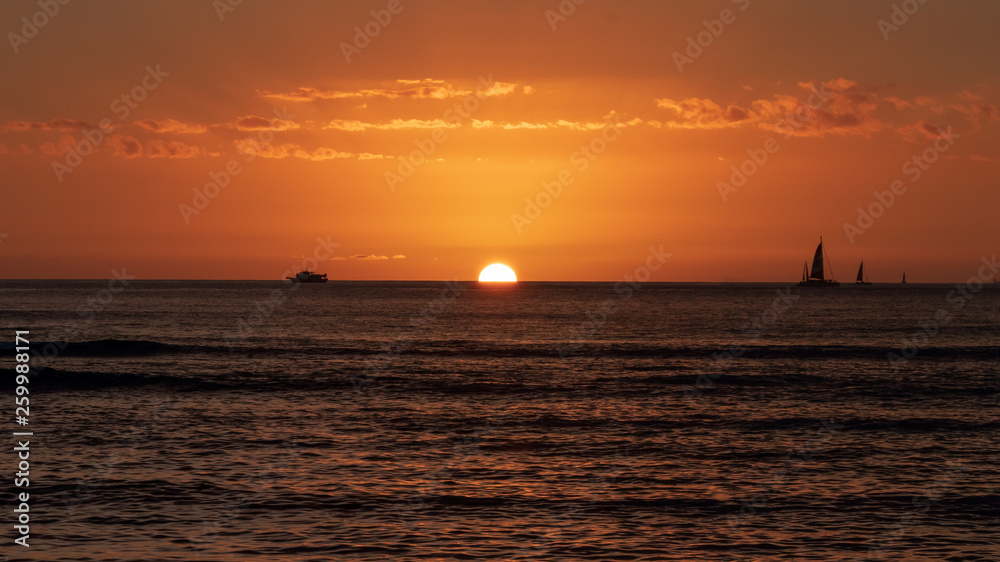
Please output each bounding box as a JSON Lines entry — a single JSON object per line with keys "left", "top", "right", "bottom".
{"left": 796, "top": 237, "right": 840, "bottom": 287}
{"left": 901, "top": 272, "right": 907, "bottom": 284}
{"left": 855, "top": 261, "right": 872, "bottom": 285}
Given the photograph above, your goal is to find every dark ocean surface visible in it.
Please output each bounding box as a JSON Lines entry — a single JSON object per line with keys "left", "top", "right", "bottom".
{"left": 2, "top": 280, "right": 998, "bottom": 561}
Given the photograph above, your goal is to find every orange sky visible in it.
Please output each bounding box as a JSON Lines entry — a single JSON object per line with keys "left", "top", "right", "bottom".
{"left": 1, "top": 0, "right": 997, "bottom": 281}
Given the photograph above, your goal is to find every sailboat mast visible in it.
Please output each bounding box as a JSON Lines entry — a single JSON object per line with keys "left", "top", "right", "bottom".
{"left": 822, "top": 237, "right": 836, "bottom": 281}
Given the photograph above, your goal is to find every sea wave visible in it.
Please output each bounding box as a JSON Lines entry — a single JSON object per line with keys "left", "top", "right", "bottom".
{"left": 16, "top": 338, "right": 1000, "bottom": 361}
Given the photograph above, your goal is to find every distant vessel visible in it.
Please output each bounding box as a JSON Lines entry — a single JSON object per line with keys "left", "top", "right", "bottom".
{"left": 286, "top": 269, "right": 328, "bottom": 283}
{"left": 855, "top": 261, "right": 872, "bottom": 285}
{"left": 796, "top": 237, "right": 840, "bottom": 287}
{"left": 901, "top": 272, "right": 906, "bottom": 284}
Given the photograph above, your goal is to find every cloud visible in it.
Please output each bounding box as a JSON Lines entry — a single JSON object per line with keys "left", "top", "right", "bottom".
{"left": 896, "top": 121, "right": 951, "bottom": 142}
{"left": 238, "top": 141, "right": 351, "bottom": 160}
{"left": 655, "top": 79, "right": 885, "bottom": 137}
{"left": 914, "top": 96, "right": 945, "bottom": 114}
{"left": 470, "top": 116, "right": 642, "bottom": 131}
{"left": 108, "top": 134, "right": 143, "bottom": 158}
{"left": 232, "top": 115, "right": 299, "bottom": 131}
{"left": 957, "top": 90, "right": 984, "bottom": 102}
{"left": 134, "top": 118, "right": 208, "bottom": 134}
{"left": 763, "top": 79, "right": 883, "bottom": 137}
{"left": 655, "top": 98, "right": 752, "bottom": 129}
{"left": 343, "top": 254, "right": 404, "bottom": 261}
{"left": 233, "top": 140, "right": 388, "bottom": 161}
{"left": 259, "top": 78, "right": 524, "bottom": 102}
{"left": 478, "top": 81, "right": 519, "bottom": 98}
{"left": 325, "top": 118, "right": 460, "bottom": 132}
{"left": 103, "top": 136, "right": 207, "bottom": 158}
{"left": 2, "top": 118, "right": 98, "bottom": 132}
{"left": 864, "top": 89, "right": 997, "bottom": 133}
{"left": 882, "top": 96, "right": 913, "bottom": 110}
{"left": 39, "top": 134, "right": 76, "bottom": 156}
{"left": 396, "top": 78, "right": 446, "bottom": 85}
{"left": 146, "top": 139, "right": 205, "bottom": 158}
{"left": 325, "top": 114, "right": 642, "bottom": 132}
{"left": 950, "top": 101, "right": 999, "bottom": 130}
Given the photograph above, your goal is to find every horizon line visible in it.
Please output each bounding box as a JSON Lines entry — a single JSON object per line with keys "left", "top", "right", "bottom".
{"left": 0, "top": 278, "right": 991, "bottom": 285}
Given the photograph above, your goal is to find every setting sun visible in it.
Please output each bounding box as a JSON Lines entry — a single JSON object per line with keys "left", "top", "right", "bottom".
{"left": 478, "top": 263, "right": 518, "bottom": 282}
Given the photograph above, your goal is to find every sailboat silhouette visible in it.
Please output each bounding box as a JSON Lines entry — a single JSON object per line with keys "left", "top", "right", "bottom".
{"left": 797, "top": 237, "right": 840, "bottom": 287}
{"left": 856, "top": 261, "right": 872, "bottom": 285}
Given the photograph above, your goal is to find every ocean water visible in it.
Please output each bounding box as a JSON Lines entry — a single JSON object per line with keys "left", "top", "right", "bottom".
{"left": 2, "top": 280, "right": 999, "bottom": 561}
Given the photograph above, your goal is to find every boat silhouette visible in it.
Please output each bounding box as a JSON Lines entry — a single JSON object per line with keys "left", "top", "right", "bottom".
{"left": 856, "top": 261, "right": 872, "bottom": 285}
{"left": 286, "top": 269, "right": 328, "bottom": 283}
{"left": 797, "top": 237, "right": 840, "bottom": 287}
